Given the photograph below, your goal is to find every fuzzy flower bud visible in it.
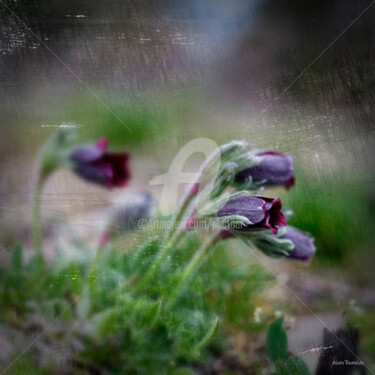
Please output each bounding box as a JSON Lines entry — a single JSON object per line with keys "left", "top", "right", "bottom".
{"left": 234, "top": 150, "right": 295, "bottom": 189}
{"left": 217, "top": 195, "right": 286, "bottom": 235}
{"left": 252, "top": 226, "right": 316, "bottom": 261}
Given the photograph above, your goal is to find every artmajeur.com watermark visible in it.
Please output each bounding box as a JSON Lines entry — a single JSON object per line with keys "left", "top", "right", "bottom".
{"left": 149, "top": 138, "right": 221, "bottom": 216}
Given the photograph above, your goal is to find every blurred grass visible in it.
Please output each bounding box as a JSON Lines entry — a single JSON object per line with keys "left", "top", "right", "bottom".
{"left": 68, "top": 96, "right": 171, "bottom": 146}
{"left": 279, "top": 168, "right": 374, "bottom": 266}
{"left": 6, "top": 90, "right": 197, "bottom": 151}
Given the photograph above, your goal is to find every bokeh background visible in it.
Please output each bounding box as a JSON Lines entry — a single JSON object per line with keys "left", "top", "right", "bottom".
{"left": 1, "top": 0, "right": 375, "bottom": 373}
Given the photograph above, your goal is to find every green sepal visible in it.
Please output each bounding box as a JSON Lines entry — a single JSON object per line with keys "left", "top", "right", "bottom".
{"left": 244, "top": 230, "right": 295, "bottom": 258}
{"left": 216, "top": 215, "right": 252, "bottom": 229}
{"left": 210, "top": 162, "right": 237, "bottom": 199}
{"left": 219, "top": 140, "right": 248, "bottom": 162}
{"left": 39, "top": 128, "right": 77, "bottom": 180}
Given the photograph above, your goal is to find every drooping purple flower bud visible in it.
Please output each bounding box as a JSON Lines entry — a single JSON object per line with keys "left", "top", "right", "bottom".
{"left": 234, "top": 151, "right": 295, "bottom": 189}
{"left": 252, "top": 226, "right": 316, "bottom": 261}
{"left": 279, "top": 226, "right": 316, "bottom": 261}
{"left": 69, "top": 138, "right": 131, "bottom": 188}
{"left": 217, "top": 195, "right": 286, "bottom": 234}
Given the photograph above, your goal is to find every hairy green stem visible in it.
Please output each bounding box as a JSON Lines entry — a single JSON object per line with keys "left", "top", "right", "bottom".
{"left": 167, "top": 231, "right": 221, "bottom": 308}
{"left": 136, "top": 229, "right": 186, "bottom": 292}
{"left": 166, "top": 147, "right": 222, "bottom": 241}
{"left": 137, "top": 146, "right": 222, "bottom": 293}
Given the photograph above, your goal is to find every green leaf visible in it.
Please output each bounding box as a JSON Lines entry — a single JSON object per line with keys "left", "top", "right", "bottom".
{"left": 194, "top": 316, "right": 219, "bottom": 351}
{"left": 266, "top": 317, "right": 288, "bottom": 363}
{"left": 142, "top": 300, "right": 162, "bottom": 327}
{"left": 11, "top": 244, "right": 23, "bottom": 271}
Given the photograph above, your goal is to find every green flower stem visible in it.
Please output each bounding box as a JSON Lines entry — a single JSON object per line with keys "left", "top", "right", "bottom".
{"left": 32, "top": 176, "right": 44, "bottom": 254}
{"left": 88, "top": 248, "right": 102, "bottom": 301}
{"left": 137, "top": 145, "right": 223, "bottom": 293}
{"left": 167, "top": 190, "right": 194, "bottom": 239}
{"left": 165, "top": 147, "right": 222, "bottom": 241}
{"left": 167, "top": 231, "right": 221, "bottom": 308}
{"left": 136, "top": 229, "right": 186, "bottom": 292}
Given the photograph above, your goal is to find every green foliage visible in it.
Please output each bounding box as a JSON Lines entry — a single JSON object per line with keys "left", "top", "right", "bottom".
{"left": 2, "top": 136, "right": 326, "bottom": 374}
{"left": 0, "top": 235, "right": 273, "bottom": 374}
{"left": 199, "top": 242, "right": 275, "bottom": 331}
{"left": 266, "top": 317, "right": 310, "bottom": 375}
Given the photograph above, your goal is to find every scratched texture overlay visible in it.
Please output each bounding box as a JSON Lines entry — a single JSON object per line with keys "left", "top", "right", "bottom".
{"left": 0, "top": 1, "right": 375, "bottom": 374}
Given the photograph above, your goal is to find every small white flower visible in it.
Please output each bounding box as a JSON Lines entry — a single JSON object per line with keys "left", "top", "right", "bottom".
{"left": 254, "top": 307, "right": 263, "bottom": 323}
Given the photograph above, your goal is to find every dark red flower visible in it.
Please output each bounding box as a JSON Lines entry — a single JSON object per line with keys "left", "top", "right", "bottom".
{"left": 217, "top": 195, "right": 286, "bottom": 234}
{"left": 69, "top": 138, "right": 130, "bottom": 188}
{"left": 234, "top": 150, "right": 295, "bottom": 189}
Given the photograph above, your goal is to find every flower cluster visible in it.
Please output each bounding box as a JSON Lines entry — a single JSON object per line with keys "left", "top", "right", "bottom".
{"left": 33, "top": 133, "right": 315, "bottom": 268}
{"left": 64, "top": 138, "right": 315, "bottom": 262}
{"left": 32, "top": 133, "right": 316, "bottom": 309}
{"left": 182, "top": 142, "right": 315, "bottom": 262}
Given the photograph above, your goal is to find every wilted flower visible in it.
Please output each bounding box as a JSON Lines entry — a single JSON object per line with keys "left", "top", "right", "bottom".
{"left": 252, "top": 226, "right": 315, "bottom": 261}
{"left": 69, "top": 138, "right": 130, "bottom": 188}
{"left": 234, "top": 150, "right": 295, "bottom": 189}
{"left": 217, "top": 195, "right": 286, "bottom": 234}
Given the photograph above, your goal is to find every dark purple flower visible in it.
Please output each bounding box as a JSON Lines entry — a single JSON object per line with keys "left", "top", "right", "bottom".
{"left": 279, "top": 226, "right": 316, "bottom": 261}
{"left": 70, "top": 138, "right": 131, "bottom": 188}
{"left": 218, "top": 195, "right": 286, "bottom": 234}
{"left": 234, "top": 150, "right": 295, "bottom": 189}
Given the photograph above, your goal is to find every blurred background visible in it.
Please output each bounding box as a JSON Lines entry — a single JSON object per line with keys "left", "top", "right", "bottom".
{"left": 1, "top": 0, "right": 375, "bottom": 373}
